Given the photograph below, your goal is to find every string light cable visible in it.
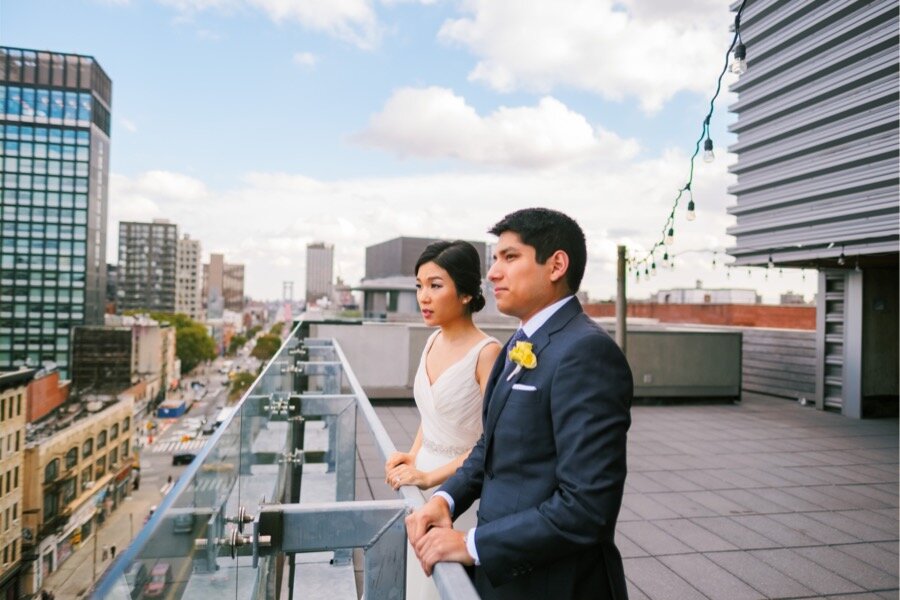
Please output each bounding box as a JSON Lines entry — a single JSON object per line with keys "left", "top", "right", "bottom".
{"left": 628, "top": 0, "right": 749, "bottom": 280}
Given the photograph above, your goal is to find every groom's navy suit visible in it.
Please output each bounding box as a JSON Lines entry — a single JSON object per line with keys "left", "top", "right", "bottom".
{"left": 439, "top": 298, "right": 632, "bottom": 599}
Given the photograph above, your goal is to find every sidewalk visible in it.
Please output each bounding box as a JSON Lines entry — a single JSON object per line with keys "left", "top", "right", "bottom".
{"left": 42, "top": 491, "right": 157, "bottom": 599}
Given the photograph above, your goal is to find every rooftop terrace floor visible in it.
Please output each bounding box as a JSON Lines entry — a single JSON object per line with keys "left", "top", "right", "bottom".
{"left": 357, "top": 392, "right": 898, "bottom": 599}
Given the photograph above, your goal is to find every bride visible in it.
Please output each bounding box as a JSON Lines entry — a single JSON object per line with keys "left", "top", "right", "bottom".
{"left": 384, "top": 240, "right": 500, "bottom": 599}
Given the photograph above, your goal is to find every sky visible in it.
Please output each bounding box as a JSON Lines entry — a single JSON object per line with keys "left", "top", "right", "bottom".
{"left": 3, "top": 0, "right": 817, "bottom": 302}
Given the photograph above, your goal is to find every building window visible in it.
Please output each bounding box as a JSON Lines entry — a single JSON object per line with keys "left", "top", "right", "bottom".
{"left": 13, "top": 467, "right": 17, "bottom": 489}
{"left": 81, "top": 466, "right": 93, "bottom": 491}
{"left": 65, "top": 447, "right": 78, "bottom": 469}
{"left": 15, "top": 431, "right": 18, "bottom": 451}
{"left": 43, "top": 492, "right": 58, "bottom": 519}
{"left": 123, "top": 417, "right": 130, "bottom": 431}
{"left": 109, "top": 447, "right": 118, "bottom": 466}
{"left": 95, "top": 456, "right": 106, "bottom": 478}
{"left": 44, "top": 458, "right": 59, "bottom": 483}
{"left": 121, "top": 440, "right": 129, "bottom": 458}
{"left": 16, "top": 394, "right": 21, "bottom": 417}
{"left": 97, "top": 430, "right": 107, "bottom": 449}
{"left": 82, "top": 438, "right": 93, "bottom": 458}
{"left": 61, "top": 478, "right": 76, "bottom": 503}
{"left": 110, "top": 424, "right": 119, "bottom": 440}
{"left": 0, "top": 398, "right": 4, "bottom": 422}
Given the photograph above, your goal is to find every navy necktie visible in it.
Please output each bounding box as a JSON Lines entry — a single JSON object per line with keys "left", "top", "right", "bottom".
{"left": 505, "top": 329, "right": 529, "bottom": 368}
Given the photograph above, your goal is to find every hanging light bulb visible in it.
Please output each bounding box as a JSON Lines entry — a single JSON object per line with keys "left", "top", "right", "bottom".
{"left": 662, "top": 251, "right": 669, "bottom": 268}
{"left": 651, "top": 261, "right": 657, "bottom": 276}
{"left": 665, "top": 228, "right": 675, "bottom": 246}
{"left": 686, "top": 199, "right": 696, "bottom": 221}
{"left": 837, "top": 245, "right": 846, "bottom": 266}
{"left": 703, "top": 138, "right": 715, "bottom": 163}
{"left": 731, "top": 42, "right": 747, "bottom": 75}
{"left": 726, "top": 268, "right": 731, "bottom": 280}
{"left": 801, "top": 269, "right": 806, "bottom": 282}
{"left": 712, "top": 252, "right": 717, "bottom": 269}
{"left": 854, "top": 258, "right": 861, "bottom": 272}
{"left": 768, "top": 253, "right": 774, "bottom": 269}
{"left": 779, "top": 268, "right": 783, "bottom": 278}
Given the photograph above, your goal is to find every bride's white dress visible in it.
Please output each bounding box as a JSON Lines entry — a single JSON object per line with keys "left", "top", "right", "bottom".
{"left": 407, "top": 331, "right": 498, "bottom": 600}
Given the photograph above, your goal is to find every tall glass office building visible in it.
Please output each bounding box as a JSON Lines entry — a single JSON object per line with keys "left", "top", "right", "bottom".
{"left": 0, "top": 47, "right": 112, "bottom": 378}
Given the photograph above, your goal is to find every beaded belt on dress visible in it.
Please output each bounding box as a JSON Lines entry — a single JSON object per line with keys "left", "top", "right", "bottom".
{"left": 422, "top": 437, "right": 469, "bottom": 457}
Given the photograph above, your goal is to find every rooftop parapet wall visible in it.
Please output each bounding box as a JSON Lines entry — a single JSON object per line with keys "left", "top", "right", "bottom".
{"left": 584, "top": 302, "right": 815, "bottom": 330}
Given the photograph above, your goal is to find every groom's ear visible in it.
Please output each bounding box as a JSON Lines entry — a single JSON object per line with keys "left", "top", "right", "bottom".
{"left": 547, "top": 250, "right": 570, "bottom": 286}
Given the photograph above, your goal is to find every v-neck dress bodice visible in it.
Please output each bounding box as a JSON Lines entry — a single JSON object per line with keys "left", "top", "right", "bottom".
{"left": 414, "top": 330, "right": 497, "bottom": 466}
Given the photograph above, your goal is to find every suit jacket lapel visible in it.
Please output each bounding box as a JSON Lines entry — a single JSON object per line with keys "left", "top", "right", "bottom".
{"left": 483, "top": 298, "right": 584, "bottom": 451}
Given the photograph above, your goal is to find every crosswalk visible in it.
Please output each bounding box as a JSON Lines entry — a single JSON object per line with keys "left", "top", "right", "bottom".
{"left": 150, "top": 439, "right": 209, "bottom": 453}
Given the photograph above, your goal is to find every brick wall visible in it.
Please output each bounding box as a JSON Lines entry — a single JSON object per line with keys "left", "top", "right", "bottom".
{"left": 26, "top": 371, "right": 69, "bottom": 422}
{"left": 584, "top": 302, "right": 815, "bottom": 330}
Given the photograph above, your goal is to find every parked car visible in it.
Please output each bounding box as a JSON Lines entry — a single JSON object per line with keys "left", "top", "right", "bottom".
{"left": 123, "top": 561, "right": 148, "bottom": 599}
{"left": 143, "top": 563, "right": 172, "bottom": 598}
{"left": 172, "top": 452, "right": 196, "bottom": 466}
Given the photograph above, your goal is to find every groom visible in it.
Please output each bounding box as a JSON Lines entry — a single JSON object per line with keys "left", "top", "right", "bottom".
{"left": 406, "top": 207, "right": 633, "bottom": 599}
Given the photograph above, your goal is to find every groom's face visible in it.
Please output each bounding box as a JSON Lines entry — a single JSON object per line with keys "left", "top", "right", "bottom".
{"left": 488, "top": 231, "right": 557, "bottom": 323}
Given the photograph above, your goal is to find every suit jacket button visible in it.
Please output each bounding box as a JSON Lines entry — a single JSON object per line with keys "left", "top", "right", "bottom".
{"left": 485, "top": 469, "right": 494, "bottom": 479}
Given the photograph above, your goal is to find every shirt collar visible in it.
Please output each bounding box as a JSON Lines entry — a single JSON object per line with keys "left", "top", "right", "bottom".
{"left": 521, "top": 295, "right": 575, "bottom": 338}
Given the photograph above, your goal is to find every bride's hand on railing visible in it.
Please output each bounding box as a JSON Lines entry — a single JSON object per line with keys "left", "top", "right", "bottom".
{"left": 384, "top": 451, "right": 415, "bottom": 482}
{"left": 386, "top": 464, "right": 431, "bottom": 490}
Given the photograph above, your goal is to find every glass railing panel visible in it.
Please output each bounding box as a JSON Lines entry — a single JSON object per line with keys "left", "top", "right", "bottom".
{"left": 94, "top": 322, "right": 481, "bottom": 600}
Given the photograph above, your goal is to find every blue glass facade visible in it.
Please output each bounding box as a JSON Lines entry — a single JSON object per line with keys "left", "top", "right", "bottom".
{"left": 0, "top": 48, "right": 111, "bottom": 377}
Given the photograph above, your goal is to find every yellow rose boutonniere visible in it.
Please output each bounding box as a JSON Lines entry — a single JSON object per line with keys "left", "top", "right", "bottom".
{"left": 507, "top": 341, "right": 537, "bottom": 381}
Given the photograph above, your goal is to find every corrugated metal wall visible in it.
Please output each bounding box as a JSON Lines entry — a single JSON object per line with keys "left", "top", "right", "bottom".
{"left": 726, "top": 0, "right": 899, "bottom": 266}
{"left": 741, "top": 327, "right": 815, "bottom": 400}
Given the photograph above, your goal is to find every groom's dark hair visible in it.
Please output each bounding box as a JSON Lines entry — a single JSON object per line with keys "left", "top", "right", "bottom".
{"left": 489, "top": 208, "right": 587, "bottom": 293}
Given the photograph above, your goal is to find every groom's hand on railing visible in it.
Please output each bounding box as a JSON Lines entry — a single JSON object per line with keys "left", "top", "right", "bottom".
{"left": 414, "top": 528, "right": 474, "bottom": 576}
{"left": 405, "top": 495, "right": 452, "bottom": 546}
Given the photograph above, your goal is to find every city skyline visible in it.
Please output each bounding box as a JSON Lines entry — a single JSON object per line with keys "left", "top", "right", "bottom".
{"left": 5, "top": 0, "right": 816, "bottom": 302}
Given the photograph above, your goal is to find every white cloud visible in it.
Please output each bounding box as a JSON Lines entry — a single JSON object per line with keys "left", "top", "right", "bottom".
{"left": 102, "top": 148, "right": 819, "bottom": 304}
{"left": 292, "top": 51, "right": 318, "bottom": 67}
{"left": 156, "top": 0, "right": 381, "bottom": 48}
{"left": 438, "top": 0, "right": 733, "bottom": 112}
{"left": 354, "top": 86, "right": 639, "bottom": 168}
{"left": 119, "top": 117, "right": 138, "bottom": 133}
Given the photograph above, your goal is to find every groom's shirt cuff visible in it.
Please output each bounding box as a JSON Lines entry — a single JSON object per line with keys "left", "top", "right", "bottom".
{"left": 433, "top": 491, "right": 455, "bottom": 514}
{"left": 466, "top": 527, "right": 480, "bottom": 565}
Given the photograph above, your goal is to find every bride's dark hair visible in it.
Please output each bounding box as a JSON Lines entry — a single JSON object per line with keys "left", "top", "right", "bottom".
{"left": 415, "top": 240, "right": 487, "bottom": 313}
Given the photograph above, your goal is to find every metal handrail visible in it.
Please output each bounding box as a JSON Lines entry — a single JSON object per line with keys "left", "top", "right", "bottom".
{"left": 331, "top": 339, "right": 481, "bottom": 599}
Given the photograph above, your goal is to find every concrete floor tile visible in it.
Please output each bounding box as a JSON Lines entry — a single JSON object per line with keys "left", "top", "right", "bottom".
{"left": 751, "top": 548, "right": 864, "bottom": 596}
{"left": 623, "top": 557, "right": 707, "bottom": 600}
{"left": 660, "top": 553, "right": 763, "bottom": 600}
{"left": 794, "top": 545, "right": 898, "bottom": 591}
{"left": 707, "top": 550, "right": 813, "bottom": 599}
{"left": 617, "top": 521, "right": 694, "bottom": 555}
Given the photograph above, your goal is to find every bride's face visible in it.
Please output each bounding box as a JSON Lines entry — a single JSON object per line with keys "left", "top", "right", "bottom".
{"left": 415, "top": 261, "right": 468, "bottom": 326}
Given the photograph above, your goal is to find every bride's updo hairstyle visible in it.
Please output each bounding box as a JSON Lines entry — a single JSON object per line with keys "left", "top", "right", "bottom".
{"left": 415, "top": 240, "right": 487, "bottom": 314}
